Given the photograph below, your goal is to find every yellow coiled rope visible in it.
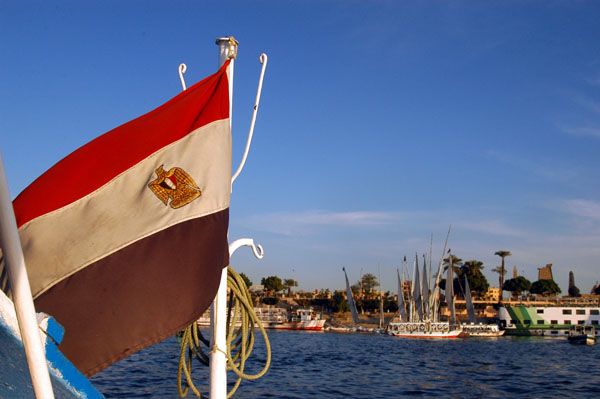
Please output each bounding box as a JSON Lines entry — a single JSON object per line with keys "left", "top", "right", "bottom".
{"left": 177, "top": 266, "right": 271, "bottom": 398}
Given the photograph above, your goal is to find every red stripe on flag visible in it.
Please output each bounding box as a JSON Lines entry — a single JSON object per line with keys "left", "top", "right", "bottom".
{"left": 14, "top": 61, "right": 230, "bottom": 228}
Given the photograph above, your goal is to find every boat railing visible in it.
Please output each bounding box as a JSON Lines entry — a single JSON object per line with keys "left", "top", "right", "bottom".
{"left": 569, "top": 324, "right": 596, "bottom": 336}
{"left": 388, "top": 321, "right": 454, "bottom": 333}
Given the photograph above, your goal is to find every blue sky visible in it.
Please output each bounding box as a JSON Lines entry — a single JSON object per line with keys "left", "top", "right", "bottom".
{"left": 1, "top": 1, "right": 599, "bottom": 295}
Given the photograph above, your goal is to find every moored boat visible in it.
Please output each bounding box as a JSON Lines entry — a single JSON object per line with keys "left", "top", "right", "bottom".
{"left": 387, "top": 240, "right": 464, "bottom": 339}
{"left": 269, "top": 308, "right": 326, "bottom": 331}
{"left": 388, "top": 321, "right": 463, "bottom": 338}
{"left": 498, "top": 304, "right": 600, "bottom": 337}
{"left": 461, "top": 323, "right": 505, "bottom": 337}
{"left": 461, "top": 276, "right": 504, "bottom": 337}
{"left": 567, "top": 325, "right": 596, "bottom": 345}
{"left": 325, "top": 326, "right": 357, "bottom": 333}
{"left": 197, "top": 306, "right": 285, "bottom": 327}
{"left": 198, "top": 307, "right": 326, "bottom": 331}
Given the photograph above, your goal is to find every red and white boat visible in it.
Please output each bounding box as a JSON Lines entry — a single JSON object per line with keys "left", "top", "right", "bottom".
{"left": 266, "top": 308, "right": 326, "bottom": 331}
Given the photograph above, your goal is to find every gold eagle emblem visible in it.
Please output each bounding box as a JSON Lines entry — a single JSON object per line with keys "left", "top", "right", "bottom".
{"left": 148, "top": 165, "right": 201, "bottom": 209}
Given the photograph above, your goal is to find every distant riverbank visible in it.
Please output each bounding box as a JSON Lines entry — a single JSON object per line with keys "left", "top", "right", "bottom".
{"left": 325, "top": 312, "right": 390, "bottom": 329}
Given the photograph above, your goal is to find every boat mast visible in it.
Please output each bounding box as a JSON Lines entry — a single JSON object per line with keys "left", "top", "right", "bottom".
{"left": 413, "top": 254, "right": 423, "bottom": 321}
{"left": 464, "top": 275, "right": 477, "bottom": 323}
{"left": 429, "top": 234, "right": 433, "bottom": 296}
{"left": 397, "top": 267, "right": 407, "bottom": 321}
{"left": 0, "top": 150, "right": 55, "bottom": 398}
{"left": 422, "top": 254, "right": 429, "bottom": 320}
{"left": 408, "top": 257, "right": 414, "bottom": 322}
{"left": 343, "top": 267, "right": 360, "bottom": 325}
{"left": 446, "top": 255, "right": 456, "bottom": 325}
{"left": 210, "top": 36, "right": 238, "bottom": 399}
{"left": 429, "top": 226, "right": 451, "bottom": 322}
{"left": 378, "top": 264, "right": 383, "bottom": 329}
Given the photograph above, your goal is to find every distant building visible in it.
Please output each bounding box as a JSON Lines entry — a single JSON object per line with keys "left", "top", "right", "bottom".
{"left": 568, "top": 270, "right": 575, "bottom": 291}
{"left": 294, "top": 290, "right": 319, "bottom": 299}
{"left": 513, "top": 266, "right": 517, "bottom": 279}
{"left": 483, "top": 287, "right": 500, "bottom": 301}
{"left": 538, "top": 264, "right": 553, "bottom": 280}
{"left": 249, "top": 284, "right": 265, "bottom": 292}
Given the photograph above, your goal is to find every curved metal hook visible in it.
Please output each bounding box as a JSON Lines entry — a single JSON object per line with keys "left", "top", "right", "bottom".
{"left": 231, "top": 53, "right": 268, "bottom": 189}
{"left": 259, "top": 53, "right": 267, "bottom": 65}
{"left": 229, "top": 238, "right": 264, "bottom": 260}
{"left": 179, "top": 63, "right": 187, "bottom": 91}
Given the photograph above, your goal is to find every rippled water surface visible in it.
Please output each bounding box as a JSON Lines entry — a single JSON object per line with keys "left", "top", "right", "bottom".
{"left": 91, "top": 331, "right": 600, "bottom": 398}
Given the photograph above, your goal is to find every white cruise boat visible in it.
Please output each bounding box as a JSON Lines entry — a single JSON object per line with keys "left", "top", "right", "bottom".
{"left": 498, "top": 304, "right": 600, "bottom": 337}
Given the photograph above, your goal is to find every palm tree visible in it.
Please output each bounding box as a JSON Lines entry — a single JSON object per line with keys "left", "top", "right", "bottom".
{"left": 443, "top": 254, "right": 464, "bottom": 273}
{"left": 461, "top": 260, "right": 484, "bottom": 276}
{"left": 360, "top": 273, "right": 380, "bottom": 297}
{"left": 443, "top": 254, "right": 463, "bottom": 293}
{"left": 459, "top": 260, "right": 484, "bottom": 297}
{"left": 283, "top": 278, "right": 298, "bottom": 297}
{"left": 494, "top": 250, "right": 512, "bottom": 302}
{"left": 491, "top": 266, "right": 507, "bottom": 278}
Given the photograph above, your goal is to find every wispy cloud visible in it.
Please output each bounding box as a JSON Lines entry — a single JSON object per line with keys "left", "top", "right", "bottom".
{"left": 556, "top": 199, "right": 600, "bottom": 220}
{"left": 556, "top": 81, "right": 600, "bottom": 140}
{"left": 575, "top": 95, "right": 600, "bottom": 114}
{"left": 485, "top": 150, "right": 577, "bottom": 181}
{"left": 292, "top": 210, "right": 401, "bottom": 226}
{"left": 561, "top": 125, "right": 600, "bottom": 138}
{"left": 237, "top": 207, "right": 530, "bottom": 240}
{"left": 237, "top": 210, "right": 407, "bottom": 236}
{"left": 587, "top": 75, "right": 600, "bottom": 87}
{"left": 455, "top": 219, "right": 526, "bottom": 237}
{"left": 232, "top": 205, "right": 600, "bottom": 293}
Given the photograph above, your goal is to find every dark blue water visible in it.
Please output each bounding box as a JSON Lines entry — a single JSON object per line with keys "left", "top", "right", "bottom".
{"left": 91, "top": 331, "right": 600, "bottom": 398}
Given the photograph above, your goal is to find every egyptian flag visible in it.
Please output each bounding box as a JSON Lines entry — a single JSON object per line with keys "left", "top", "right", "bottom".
{"left": 1, "top": 61, "right": 232, "bottom": 376}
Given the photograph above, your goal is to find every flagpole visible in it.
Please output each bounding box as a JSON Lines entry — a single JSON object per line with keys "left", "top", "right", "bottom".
{"left": 210, "top": 36, "right": 237, "bottom": 399}
{"left": 0, "top": 149, "right": 55, "bottom": 398}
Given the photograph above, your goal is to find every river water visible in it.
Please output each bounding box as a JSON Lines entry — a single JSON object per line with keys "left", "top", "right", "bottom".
{"left": 91, "top": 330, "right": 600, "bottom": 398}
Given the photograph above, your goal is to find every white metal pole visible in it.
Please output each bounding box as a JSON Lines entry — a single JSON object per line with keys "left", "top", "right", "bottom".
{"left": 0, "top": 149, "right": 55, "bottom": 398}
{"left": 209, "top": 36, "right": 237, "bottom": 399}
